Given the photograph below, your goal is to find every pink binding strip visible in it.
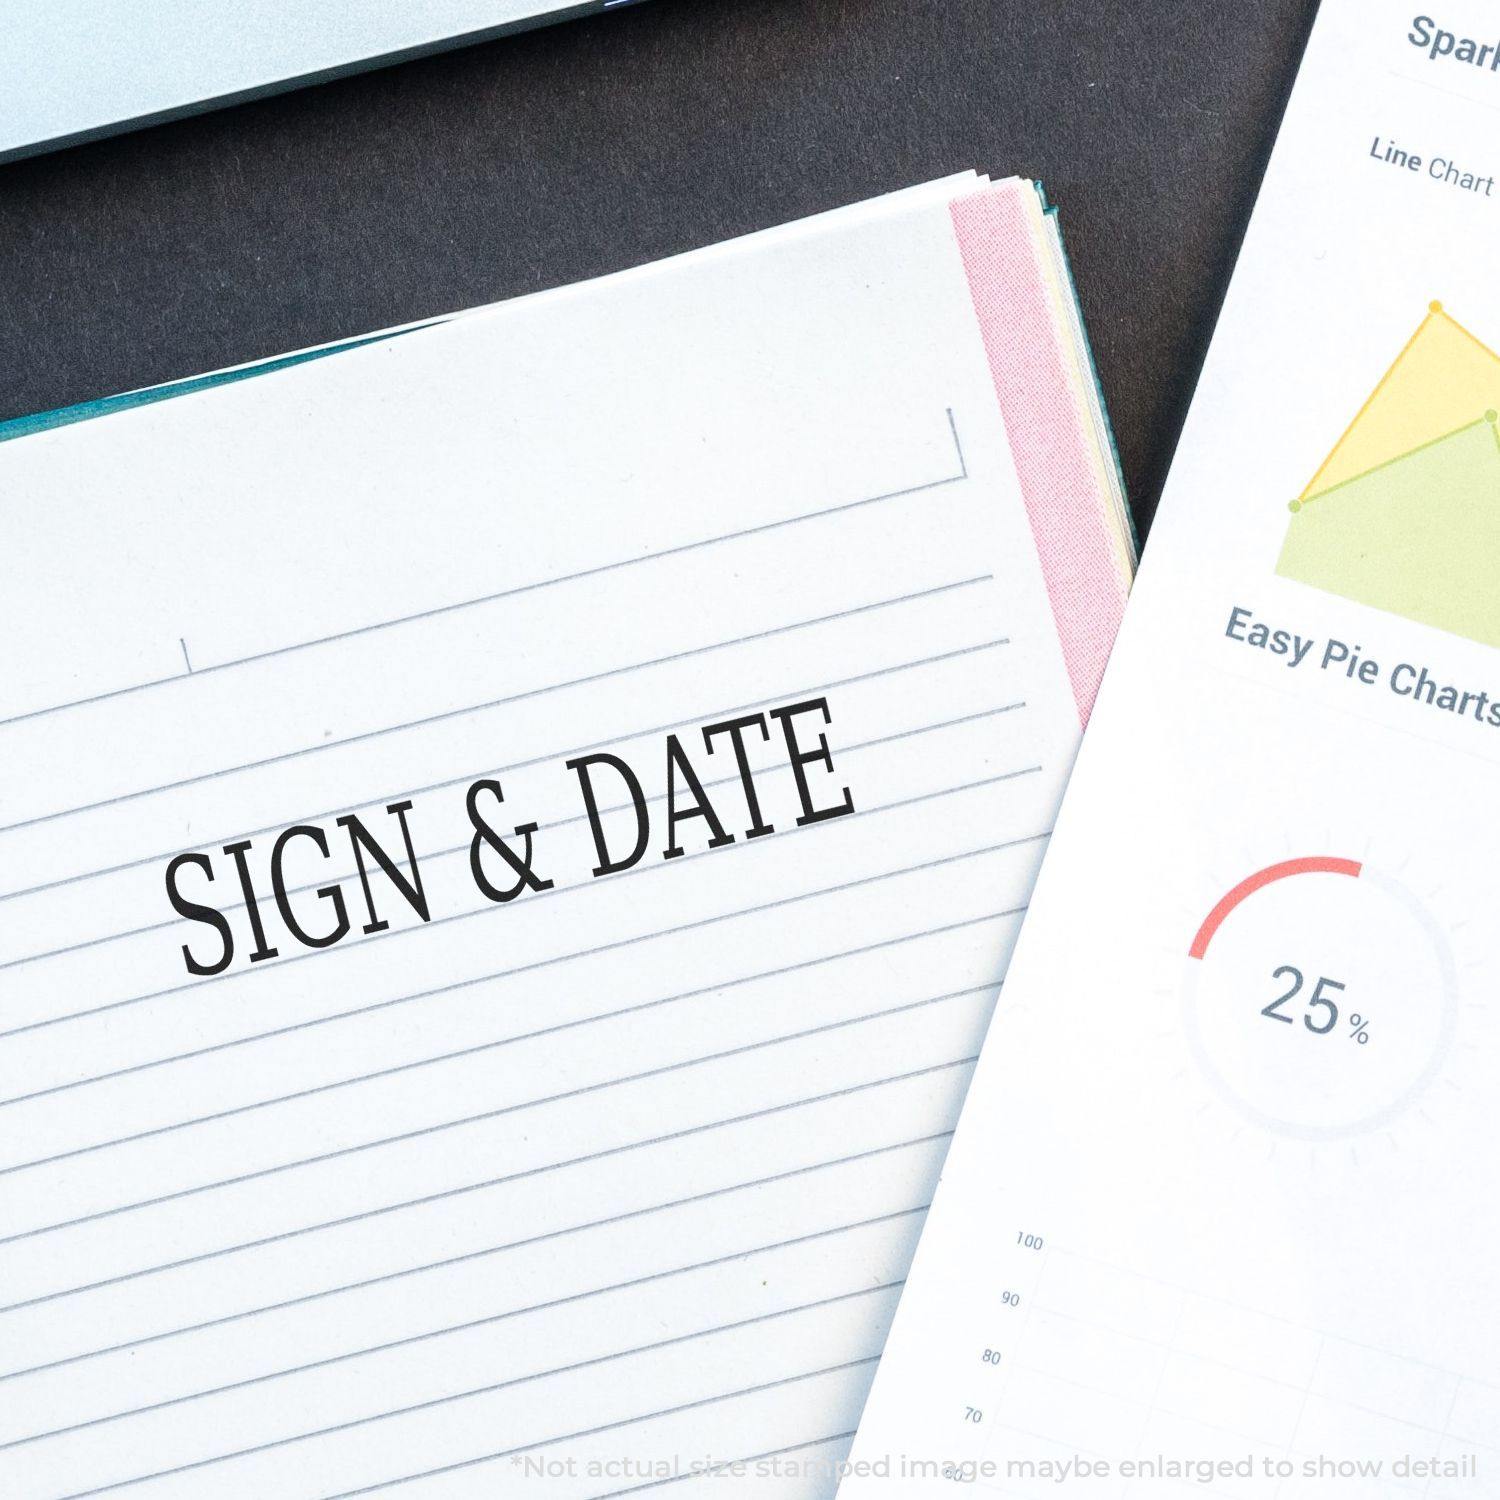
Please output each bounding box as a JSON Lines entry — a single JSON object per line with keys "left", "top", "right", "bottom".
{"left": 949, "top": 184, "right": 1129, "bottom": 725}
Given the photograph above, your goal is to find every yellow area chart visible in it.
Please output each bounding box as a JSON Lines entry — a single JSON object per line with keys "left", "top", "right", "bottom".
{"left": 1278, "top": 302, "right": 1500, "bottom": 648}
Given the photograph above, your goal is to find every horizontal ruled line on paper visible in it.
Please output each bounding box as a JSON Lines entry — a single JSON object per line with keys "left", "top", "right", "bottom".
{"left": 0, "top": 906, "right": 1014, "bottom": 1133}
{"left": 0, "top": 702, "right": 1024, "bottom": 975}
{"left": 0, "top": 1065, "right": 965, "bottom": 1313}
{"left": 4, "top": 944, "right": 1007, "bottom": 1170}
{"left": 27, "top": 1213, "right": 924, "bottom": 1455}
{"left": 0, "top": 780, "right": 1044, "bottom": 1058}
{"left": 12, "top": 1284, "right": 902, "bottom": 1473}
{"left": 307, "top": 1361, "right": 884, "bottom": 1500}
{"left": 0, "top": 411, "right": 966, "bottom": 733}
{"left": 3, "top": 979, "right": 998, "bottom": 1241}
{"left": 0, "top": 636, "right": 1011, "bottom": 907}
{"left": 0, "top": 1135, "right": 948, "bottom": 1382}
{"left": 0, "top": 575, "right": 991, "bottom": 836}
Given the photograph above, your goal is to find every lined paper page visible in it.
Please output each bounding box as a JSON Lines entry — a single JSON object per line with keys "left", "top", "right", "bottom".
{"left": 0, "top": 194, "right": 1082, "bottom": 1499}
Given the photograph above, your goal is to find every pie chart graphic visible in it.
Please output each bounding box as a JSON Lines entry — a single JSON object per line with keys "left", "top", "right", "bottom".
{"left": 1181, "top": 857, "right": 1458, "bottom": 1139}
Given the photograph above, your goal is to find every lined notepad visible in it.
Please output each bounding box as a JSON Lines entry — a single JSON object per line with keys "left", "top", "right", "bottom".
{"left": 0, "top": 174, "right": 1131, "bottom": 1498}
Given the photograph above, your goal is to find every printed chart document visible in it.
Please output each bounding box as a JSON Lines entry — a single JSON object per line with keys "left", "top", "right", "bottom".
{"left": 848, "top": 4, "right": 1500, "bottom": 1497}
{"left": 0, "top": 177, "right": 1130, "bottom": 1498}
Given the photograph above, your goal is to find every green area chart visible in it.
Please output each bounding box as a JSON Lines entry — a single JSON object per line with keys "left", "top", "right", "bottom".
{"left": 1278, "top": 302, "right": 1500, "bottom": 649}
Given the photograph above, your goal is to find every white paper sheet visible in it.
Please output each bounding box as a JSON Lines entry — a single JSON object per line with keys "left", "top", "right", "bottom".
{"left": 848, "top": 5, "right": 1500, "bottom": 1496}
{"left": 0, "top": 187, "right": 1096, "bottom": 1498}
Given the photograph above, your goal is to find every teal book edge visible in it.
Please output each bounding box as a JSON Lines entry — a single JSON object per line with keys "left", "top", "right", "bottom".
{"left": 4, "top": 185, "right": 1129, "bottom": 533}
{"left": 0, "top": 324, "right": 435, "bottom": 445}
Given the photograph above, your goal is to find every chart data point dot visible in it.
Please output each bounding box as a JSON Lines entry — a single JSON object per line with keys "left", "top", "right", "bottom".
{"left": 1430, "top": 299, "right": 1444, "bottom": 313}
{"left": 1486, "top": 410, "right": 1498, "bottom": 425}
{"left": 1289, "top": 499, "right": 1302, "bottom": 513}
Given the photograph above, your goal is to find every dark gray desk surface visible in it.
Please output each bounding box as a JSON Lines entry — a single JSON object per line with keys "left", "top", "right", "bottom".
{"left": 0, "top": 0, "right": 1320, "bottom": 536}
